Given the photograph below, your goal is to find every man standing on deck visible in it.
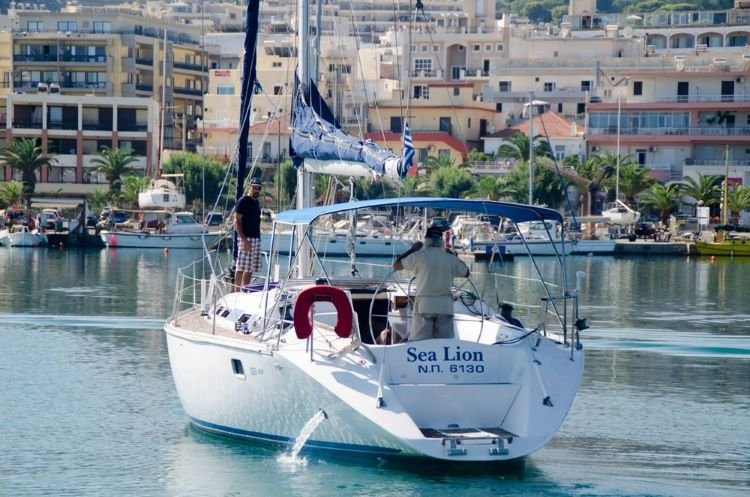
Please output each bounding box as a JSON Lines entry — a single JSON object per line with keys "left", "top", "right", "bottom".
{"left": 393, "top": 225, "right": 470, "bottom": 340}
{"left": 234, "top": 177, "right": 263, "bottom": 291}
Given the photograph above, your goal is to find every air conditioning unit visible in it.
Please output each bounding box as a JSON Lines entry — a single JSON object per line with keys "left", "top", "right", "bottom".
{"left": 649, "top": 146, "right": 657, "bottom": 152}
{"left": 737, "top": 76, "right": 745, "bottom": 83}
{"left": 591, "top": 146, "right": 600, "bottom": 152}
{"left": 695, "top": 44, "right": 708, "bottom": 52}
{"left": 37, "top": 82, "right": 48, "bottom": 93}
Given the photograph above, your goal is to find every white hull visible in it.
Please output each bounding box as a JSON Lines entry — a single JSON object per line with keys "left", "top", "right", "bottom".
{"left": 262, "top": 231, "right": 414, "bottom": 257}
{"left": 165, "top": 274, "right": 584, "bottom": 462}
{"left": 602, "top": 201, "right": 641, "bottom": 226}
{"left": 570, "top": 239, "right": 617, "bottom": 255}
{"left": 469, "top": 239, "right": 574, "bottom": 256}
{"left": 100, "top": 230, "right": 223, "bottom": 249}
{"left": 0, "top": 228, "right": 47, "bottom": 247}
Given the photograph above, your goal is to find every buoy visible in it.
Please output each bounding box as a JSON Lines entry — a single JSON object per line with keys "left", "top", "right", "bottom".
{"left": 710, "top": 255, "right": 716, "bottom": 263}
{"left": 59, "top": 242, "right": 64, "bottom": 250}
{"left": 164, "top": 247, "right": 169, "bottom": 254}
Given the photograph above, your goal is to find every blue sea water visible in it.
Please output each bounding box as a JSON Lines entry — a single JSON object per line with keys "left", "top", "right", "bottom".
{"left": 0, "top": 247, "right": 748, "bottom": 496}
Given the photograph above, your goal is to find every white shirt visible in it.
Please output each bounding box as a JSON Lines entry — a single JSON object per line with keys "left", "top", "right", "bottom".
{"left": 401, "top": 246, "right": 469, "bottom": 315}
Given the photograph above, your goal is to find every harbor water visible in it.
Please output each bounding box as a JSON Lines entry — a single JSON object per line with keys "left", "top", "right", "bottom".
{"left": 0, "top": 247, "right": 748, "bottom": 496}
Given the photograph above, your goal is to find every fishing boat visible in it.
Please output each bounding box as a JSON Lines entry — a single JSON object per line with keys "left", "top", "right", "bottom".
{"left": 0, "top": 225, "right": 47, "bottom": 247}
{"left": 695, "top": 227, "right": 750, "bottom": 256}
{"left": 99, "top": 176, "right": 224, "bottom": 249}
{"left": 163, "top": 1, "right": 586, "bottom": 463}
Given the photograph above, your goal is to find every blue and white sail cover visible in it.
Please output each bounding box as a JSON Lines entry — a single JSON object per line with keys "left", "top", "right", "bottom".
{"left": 290, "top": 79, "right": 408, "bottom": 181}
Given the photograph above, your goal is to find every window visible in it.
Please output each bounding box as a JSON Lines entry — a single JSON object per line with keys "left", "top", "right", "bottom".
{"left": 555, "top": 145, "right": 565, "bottom": 161}
{"left": 633, "top": 81, "right": 643, "bottom": 95}
{"left": 27, "top": 21, "right": 43, "bottom": 32}
{"left": 557, "top": 103, "right": 563, "bottom": 113}
{"left": 433, "top": 45, "right": 439, "bottom": 52}
{"left": 57, "top": 21, "right": 77, "bottom": 32}
{"left": 439, "top": 117, "right": 451, "bottom": 133}
{"left": 92, "top": 21, "right": 111, "bottom": 33}
{"left": 453, "top": 87, "right": 460, "bottom": 96}
{"left": 272, "top": 61, "right": 281, "bottom": 67}
{"left": 581, "top": 81, "right": 592, "bottom": 92}
{"left": 473, "top": 44, "right": 481, "bottom": 52}
{"left": 496, "top": 43, "right": 504, "bottom": 52}
{"left": 414, "top": 85, "right": 429, "bottom": 99}
{"left": 273, "top": 85, "right": 283, "bottom": 95}
{"left": 577, "top": 103, "right": 585, "bottom": 114}
{"left": 543, "top": 82, "right": 556, "bottom": 92}
{"left": 496, "top": 102, "right": 503, "bottom": 112}
{"left": 499, "top": 81, "right": 511, "bottom": 92}
{"left": 485, "top": 44, "right": 492, "bottom": 52}
{"left": 467, "top": 118, "right": 471, "bottom": 128}
{"left": 217, "top": 85, "right": 234, "bottom": 95}
{"left": 421, "top": 44, "right": 428, "bottom": 52}
{"left": 414, "top": 58, "right": 432, "bottom": 72}
{"left": 410, "top": 44, "right": 416, "bottom": 53}
{"left": 438, "top": 149, "right": 450, "bottom": 158}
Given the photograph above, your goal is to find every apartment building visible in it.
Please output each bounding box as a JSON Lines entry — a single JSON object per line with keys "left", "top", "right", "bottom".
{"left": 4, "top": 90, "right": 157, "bottom": 195}
{"left": 7, "top": 2, "right": 220, "bottom": 163}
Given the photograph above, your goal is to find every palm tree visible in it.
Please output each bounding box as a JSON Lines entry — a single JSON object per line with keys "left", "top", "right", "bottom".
{"left": 89, "top": 189, "right": 113, "bottom": 213}
{"left": 0, "top": 138, "right": 58, "bottom": 208}
{"left": 727, "top": 185, "right": 750, "bottom": 224}
{"left": 91, "top": 147, "right": 141, "bottom": 197}
{"left": 422, "top": 155, "right": 455, "bottom": 175}
{"left": 496, "top": 133, "right": 553, "bottom": 161}
{"left": 617, "top": 163, "right": 655, "bottom": 205}
{"left": 0, "top": 181, "right": 24, "bottom": 208}
{"left": 679, "top": 173, "right": 722, "bottom": 207}
{"left": 639, "top": 183, "right": 682, "bottom": 223}
{"left": 121, "top": 175, "right": 152, "bottom": 208}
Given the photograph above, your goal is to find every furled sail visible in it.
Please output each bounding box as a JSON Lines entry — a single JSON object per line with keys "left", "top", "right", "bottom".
{"left": 289, "top": 76, "right": 408, "bottom": 181}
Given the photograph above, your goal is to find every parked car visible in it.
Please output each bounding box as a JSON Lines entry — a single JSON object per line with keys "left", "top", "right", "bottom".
{"left": 204, "top": 211, "right": 225, "bottom": 227}
{"left": 37, "top": 209, "right": 61, "bottom": 231}
{"left": 430, "top": 216, "right": 450, "bottom": 231}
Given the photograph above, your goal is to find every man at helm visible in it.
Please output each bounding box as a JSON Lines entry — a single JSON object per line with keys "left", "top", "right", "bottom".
{"left": 393, "top": 225, "right": 470, "bottom": 340}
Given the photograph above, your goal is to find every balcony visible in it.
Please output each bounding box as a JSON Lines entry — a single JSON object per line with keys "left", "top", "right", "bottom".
{"left": 82, "top": 121, "right": 113, "bottom": 131}
{"left": 173, "top": 61, "right": 207, "bottom": 72}
{"left": 588, "top": 126, "right": 750, "bottom": 137}
{"left": 135, "top": 84, "right": 153, "bottom": 92}
{"left": 173, "top": 86, "right": 203, "bottom": 96}
{"left": 13, "top": 54, "right": 58, "bottom": 62}
{"left": 47, "top": 121, "right": 78, "bottom": 131}
{"left": 118, "top": 123, "right": 149, "bottom": 132}
{"left": 60, "top": 81, "right": 107, "bottom": 90}
{"left": 685, "top": 158, "right": 750, "bottom": 167}
{"left": 60, "top": 55, "right": 107, "bottom": 63}
{"left": 12, "top": 120, "right": 43, "bottom": 129}
{"left": 136, "top": 58, "right": 154, "bottom": 66}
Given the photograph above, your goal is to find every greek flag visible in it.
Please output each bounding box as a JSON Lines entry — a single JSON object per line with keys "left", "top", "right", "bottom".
{"left": 402, "top": 121, "right": 414, "bottom": 176}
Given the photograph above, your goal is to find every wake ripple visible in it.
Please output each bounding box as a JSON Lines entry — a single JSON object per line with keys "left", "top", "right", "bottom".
{"left": 0, "top": 313, "right": 164, "bottom": 330}
{"left": 584, "top": 328, "right": 750, "bottom": 358}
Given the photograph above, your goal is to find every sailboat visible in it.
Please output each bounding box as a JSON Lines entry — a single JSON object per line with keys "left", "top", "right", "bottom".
{"left": 163, "top": 1, "right": 585, "bottom": 463}
{"left": 601, "top": 199, "right": 641, "bottom": 226}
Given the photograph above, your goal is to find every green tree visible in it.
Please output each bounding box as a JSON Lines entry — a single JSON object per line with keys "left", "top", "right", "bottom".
{"left": 91, "top": 147, "right": 140, "bottom": 197}
{"left": 422, "top": 155, "right": 456, "bottom": 175}
{"left": 727, "top": 186, "right": 750, "bottom": 223}
{"left": 428, "top": 166, "right": 475, "bottom": 198}
{"left": 0, "top": 180, "right": 23, "bottom": 208}
{"left": 89, "top": 189, "right": 112, "bottom": 213}
{"left": 639, "top": 183, "right": 682, "bottom": 223}
{"left": 496, "top": 133, "right": 553, "bottom": 162}
{"left": 679, "top": 173, "right": 722, "bottom": 207}
{"left": 618, "top": 163, "right": 655, "bottom": 205}
{"left": 0, "top": 138, "right": 58, "bottom": 208}
{"left": 121, "top": 175, "right": 152, "bottom": 208}
{"left": 162, "top": 152, "right": 229, "bottom": 208}
{"left": 498, "top": 161, "right": 564, "bottom": 207}
{"left": 398, "top": 176, "right": 423, "bottom": 197}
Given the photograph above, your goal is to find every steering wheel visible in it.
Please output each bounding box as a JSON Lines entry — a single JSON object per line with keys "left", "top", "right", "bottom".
{"left": 368, "top": 273, "right": 415, "bottom": 345}
{"left": 454, "top": 275, "right": 486, "bottom": 342}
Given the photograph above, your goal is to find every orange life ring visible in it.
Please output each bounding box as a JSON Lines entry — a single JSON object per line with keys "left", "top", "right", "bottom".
{"left": 293, "top": 285, "right": 353, "bottom": 340}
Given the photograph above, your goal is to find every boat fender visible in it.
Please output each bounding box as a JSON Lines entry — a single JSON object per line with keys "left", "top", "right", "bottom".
{"left": 293, "top": 285, "right": 353, "bottom": 340}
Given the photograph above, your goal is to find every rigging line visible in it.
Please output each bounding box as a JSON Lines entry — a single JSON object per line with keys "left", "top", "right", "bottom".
{"left": 414, "top": 3, "right": 469, "bottom": 157}
{"left": 343, "top": 0, "right": 387, "bottom": 144}
{"left": 535, "top": 115, "right": 579, "bottom": 227}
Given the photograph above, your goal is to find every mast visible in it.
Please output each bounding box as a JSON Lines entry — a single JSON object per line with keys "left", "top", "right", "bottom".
{"left": 722, "top": 143, "right": 729, "bottom": 225}
{"left": 528, "top": 92, "right": 534, "bottom": 205}
{"left": 296, "top": 0, "right": 313, "bottom": 276}
{"left": 616, "top": 94, "right": 621, "bottom": 202}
